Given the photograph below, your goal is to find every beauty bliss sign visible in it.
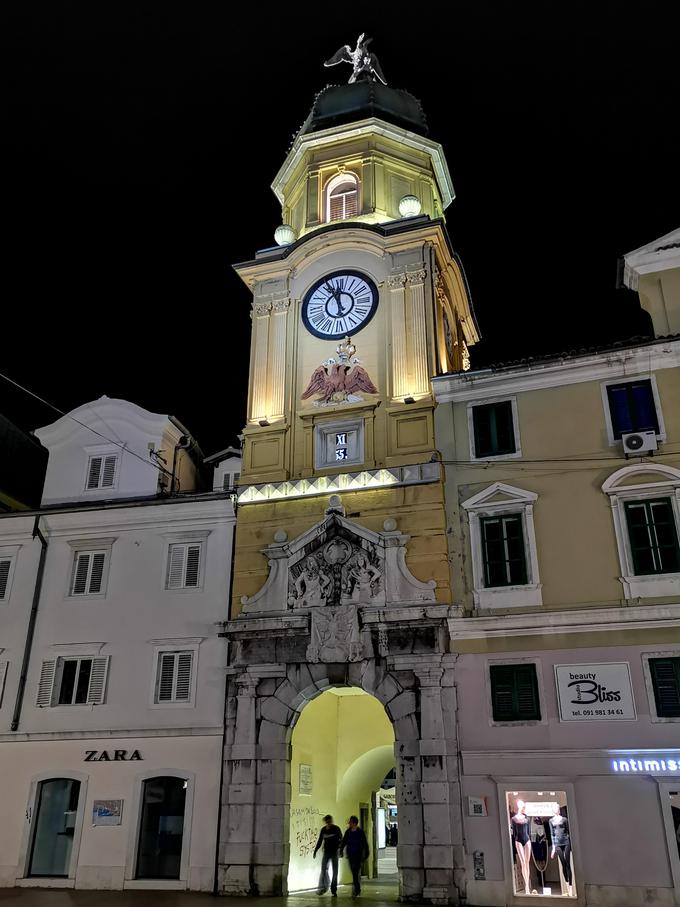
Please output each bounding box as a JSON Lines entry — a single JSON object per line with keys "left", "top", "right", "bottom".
{"left": 554, "top": 663, "right": 636, "bottom": 721}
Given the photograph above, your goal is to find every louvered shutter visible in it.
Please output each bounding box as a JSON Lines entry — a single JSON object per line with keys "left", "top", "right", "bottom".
{"left": 167, "top": 545, "right": 186, "bottom": 589}
{"left": 650, "top": 658, "right": 680, "bottom": 718}
{"left": 175, "top": 652, "right": 193, "bottom": 701}
{"left": 158, "top": 653, "right": 176, "bottom": 701}
{"left": 490, "top": 665, "right": 516, "bottom": 721}
{"left": 88, "top": 553, "right": 106, "bottom": 593}
{"left": 36, "top": 660, "right": 57, "bottom": 706}
{"left": 0, "top": 662, "right": 8, "bottom": 707}
{"left": 0, "top": 559, "right": 11, "bottom": 599}
{"left": 223, "top": 473, "right": 231, "bottom": 490}
{"left": 184, "top": 546, "right": 201, "bottom": 587}
{"left": 101, "top": 455, "right": 117, "bottom": 487}
{"left": 87, "top": 457, "right": 102, "bottom": 489}
{"left": 86, "top": 656, "right": 109, "bottom": 705}
{"left": 71, "top": 553, "right": 91, "bottom": 595}
{"left": 515, "top": 665, "right": 540, "bottom": 719}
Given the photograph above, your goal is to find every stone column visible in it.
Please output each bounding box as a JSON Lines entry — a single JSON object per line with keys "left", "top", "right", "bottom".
{"left": 249, "top": 300, "right": 272, "bottom": 423}
{"left": 414, "top": 664, "right": 462, "bottom": 905}
{"left": 268, "top": 296, "right": 290, "bottom": 421}
{"left": 388, "top": 273, "right": 408, "bottom": 400}
{"left": 407, "top": 269, "right": 429, "bottom": 398}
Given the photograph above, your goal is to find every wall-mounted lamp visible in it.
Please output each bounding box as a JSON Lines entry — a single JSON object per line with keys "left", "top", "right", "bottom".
{"left": 258, "top": 419, "right": 270, "bottom": 427}
{"left": 403, "top": 396, "right": 415, "bottom": 405}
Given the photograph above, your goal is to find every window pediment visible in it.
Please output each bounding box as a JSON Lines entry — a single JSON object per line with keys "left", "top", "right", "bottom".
{"left": 462, "top": 482, "right": 537, "bottom": 512}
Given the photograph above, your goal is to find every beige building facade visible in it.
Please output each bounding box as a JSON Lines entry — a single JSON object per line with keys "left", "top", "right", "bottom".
{"left": 433, "top": 232, "right": 680, "bottom": 906}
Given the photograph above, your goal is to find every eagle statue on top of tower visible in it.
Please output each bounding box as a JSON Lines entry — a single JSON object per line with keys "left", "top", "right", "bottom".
{"left": 324, "top": 33, "right": 387, "bottom": 85}
{"left": 301, "top": 337, "right": 377, "bottom": 406}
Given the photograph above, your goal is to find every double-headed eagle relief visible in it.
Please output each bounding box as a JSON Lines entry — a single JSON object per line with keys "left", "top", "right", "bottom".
{"left": 301, "top": 336, "right": 377, "bottom": 405}
{"left": 324, "top": 33, "right": 387, "bottom": 85}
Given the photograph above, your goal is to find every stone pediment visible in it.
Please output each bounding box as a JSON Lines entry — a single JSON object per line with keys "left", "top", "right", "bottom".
{"left": 240, "top": 505, "right": 436, "bottom": 616}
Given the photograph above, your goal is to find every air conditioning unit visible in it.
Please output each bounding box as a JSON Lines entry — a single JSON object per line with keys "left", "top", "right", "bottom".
{"left": 621, "top": 430, "right": 658, "bottom": 455}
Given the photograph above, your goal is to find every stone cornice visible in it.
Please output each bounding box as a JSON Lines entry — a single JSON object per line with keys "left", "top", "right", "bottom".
{"left": 433, "top": 338, "right": 680, "bottom": 402}
{"left": 448, "top": 602, "right": 680, "bottom": 640}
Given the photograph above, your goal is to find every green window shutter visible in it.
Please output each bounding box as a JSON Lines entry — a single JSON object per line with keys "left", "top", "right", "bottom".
{"left": 649, "top": 658, "right": 680, "bottom": 718}
{"left": 473, "top": 401, "right": 516, "bottom": 458}
{"left": 490, "top": 664, "right": 540, "bottom": 722}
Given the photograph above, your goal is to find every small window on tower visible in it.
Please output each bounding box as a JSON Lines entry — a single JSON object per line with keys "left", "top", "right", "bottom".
{"left": 326, "top": 172, "right": 359, "bottom": 223}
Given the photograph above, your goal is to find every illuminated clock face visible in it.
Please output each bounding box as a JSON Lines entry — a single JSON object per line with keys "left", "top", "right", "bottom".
{"left": 302, "top": 270, "right": 378, "bottom": 339}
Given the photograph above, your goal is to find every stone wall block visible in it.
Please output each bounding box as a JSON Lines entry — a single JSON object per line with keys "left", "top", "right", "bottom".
{"left": 423, "top": 845, "right": 454, "bottom": 868}
{"left": 421, "top": 754, "right": 446, "bottom": 782}
{"left": 253, "top": 865, "right": 287, "bottom": 897}
{"left": 451, "top": 845, "right": 466, "bottom": 869}
{"left": 445, "top": 756, "right": 461, "bottom": 779}
{"left": 274, "top": 678, "right": 302, "bottom": 707}
{"left": 230, "top": 759, "right": 256, "bottom": 784}
{"left": 387, "top": 690, "right": 417, "bottom": 721}
{"left": 375, "top": 673, "right": 402, "bottom": 704}
{"left": 258, "top": 678, "right": 278, "bottom": 697}
{"left": 308, "top": 663, "right": 330, "bottom": 683}
{"left": 396, "top": 844, "right": 424, "bottom": 868}
{"left": 257, "top": 759, "right": 291, "bottom": 785}
{"left": 255, "top": 782, "right": 291, "bottom": 806}
{"left": 219, "top": 864, "right": 252, "bottom": 895}
{"left": 393, "top": 714, "right": 419, "bottom": 743}
{"left": 223, "top": 803, "right": 255, "bottom": 843}
{"left": 423, "top": 804, "right": 453, "bottom": 845}
{"left": 258, "top": 719, "right": 287, "bottom": 745}
{"left": 254, "top": 843, "right": 289, "bottom": 865}
{"left": 256, "top": 803, "right": 287, "bottom": 829}
{"left": 397, "top": 755, "right": 422, "bottom": 783}
{"left": 220, "top": 842, "right": 253, "bottom": 864}
{"left": 398, "top": 804, "right": 424, "bottom": 841}
{"left": 420, "top": 781, "right": 449, "bottom": 803}
{"left": 260, "top": 695, "right": 295, "bottom": 726}
{"left": 424, "top": 869, "right": 453, "bottom": 885}
{"left": 400, "top": 782, "right": 422, "bottom": 804}
{"left": 400, "top": 868, "right": 425, "bottom": 900}
{"left": 287, "top": 663, "right": 318, "bottom": 694}
{"left": 227, "top": 783, "right": 257, "bottom": 804}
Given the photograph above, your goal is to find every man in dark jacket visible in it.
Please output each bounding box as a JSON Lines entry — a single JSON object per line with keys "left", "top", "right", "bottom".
{"left": 340, "top": 815, "right": 369, "bottom": 898}
{"left": 313, "top": 814, "right": 342, "bottom": 896}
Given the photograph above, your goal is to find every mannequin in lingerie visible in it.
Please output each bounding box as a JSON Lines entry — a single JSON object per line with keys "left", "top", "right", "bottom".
{"left": 511, "top": 799, "right": 532, "bottom": 894}
{"left": 550, "top": 803, "right": 573, "bottom": 897}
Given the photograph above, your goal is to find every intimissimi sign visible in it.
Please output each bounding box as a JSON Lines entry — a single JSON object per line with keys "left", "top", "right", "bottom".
{"left": 611, "top": 755, "right": 680, "bottom": 773}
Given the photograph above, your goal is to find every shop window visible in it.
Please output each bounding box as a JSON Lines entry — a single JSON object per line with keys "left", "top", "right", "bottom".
{"left": 471, "top": 400, "right": 518, "bottom": 458}
{"left": 480, "top": 514, "right": 528, "bottom": 586}
{"left": 605, "top": 378, "right": 660, "bottom": 440}
{"left": 624, "top": 499, "right": 680, "bottom": 575}
{"left": 135, "top": 776, "right": 187, "bottom": 880}
{"left": 490, "top": 663, "right": 540, "bottom": 722}
{"left": 505, "top": 791, "right": 576, "bottom": 898}
{"left": 649, "top": 657, "right": 680, "bottom": 718}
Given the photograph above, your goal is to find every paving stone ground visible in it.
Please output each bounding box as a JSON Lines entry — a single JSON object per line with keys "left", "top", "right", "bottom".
{"left": 0, "top": 876, "right": 400, "bottom": 907}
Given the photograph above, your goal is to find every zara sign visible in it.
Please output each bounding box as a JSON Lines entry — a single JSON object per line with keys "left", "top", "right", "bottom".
{"left": 554, "top": 662, "right": 636, "bottom": 721}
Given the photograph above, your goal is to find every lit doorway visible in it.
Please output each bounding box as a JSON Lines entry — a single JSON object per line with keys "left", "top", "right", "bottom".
{"left": 288, "top": 687, "right": 397, "bottom": 896}
{"left": 135, "top": 776, "right": 187, "bottom": 879}
{"left": 28, "top": 778, "right": 81, "bottom": 878}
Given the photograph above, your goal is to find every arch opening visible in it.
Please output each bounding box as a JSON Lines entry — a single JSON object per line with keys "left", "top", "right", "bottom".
{"left": 288, "top": 686, "right": 397, "bottom": 896}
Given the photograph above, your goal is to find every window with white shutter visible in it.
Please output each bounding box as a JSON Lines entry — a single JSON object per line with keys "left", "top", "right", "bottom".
{"left": 166, "top": 543, "right": 202, "bottom": 590}
{"left": 86, "top": 454, "right": 118, "bottom": 490}
{"left": 36, "top": 656, "right": 109, "bottom": 707}
{"left": 155, "top": 651, "right": 194, "bottom": 704}
{"left": 0, "top": 558, "right": 11, "bottom": 600}
{"left": 0, "top": 662, "right": 8, "bottom": 708}
{"left": 70, "top": 550, "right": 107, "bottom": 595}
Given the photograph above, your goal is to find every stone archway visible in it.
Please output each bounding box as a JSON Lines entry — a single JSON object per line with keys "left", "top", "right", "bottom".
{"left": 218, "top": 506, "right": 465, "bottom": 904}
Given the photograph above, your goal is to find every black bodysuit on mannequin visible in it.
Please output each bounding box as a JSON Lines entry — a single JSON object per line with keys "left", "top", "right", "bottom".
{"left": 512, "top": 814, "right": 530, "bottom": 845}
{"left": 550, "top": 814, "right": 572, "bottom": 885}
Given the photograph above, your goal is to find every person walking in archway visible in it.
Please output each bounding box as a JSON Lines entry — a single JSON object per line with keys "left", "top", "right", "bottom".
{"left": 340, "top": 815, "right": 369, "bottom": 899}
{"left": 314, "top": 814, "right": 342, "bottom": 896}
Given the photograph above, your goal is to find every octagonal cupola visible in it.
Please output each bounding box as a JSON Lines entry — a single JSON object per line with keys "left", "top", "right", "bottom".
{"left": 272, "top": 81, "right": 455, "bottom": 242}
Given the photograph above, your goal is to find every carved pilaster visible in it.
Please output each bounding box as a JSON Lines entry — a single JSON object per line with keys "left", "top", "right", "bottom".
{"left": 388, "top": 273, "right": 408, "bottom": 399}
{"left": 249, "top": 299, "right": 271, "bottom": 422}
{"left": 406, "top": 269, "right": 429, "bottom": 397}
{"left": 269, "top": 296, "right": 290, "bottom": 420}
{"left": 234, "top": 673, "right": 259, "bottom": 744}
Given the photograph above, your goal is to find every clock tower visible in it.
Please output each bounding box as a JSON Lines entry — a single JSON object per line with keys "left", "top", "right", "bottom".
{"left": 221, "top": 54, "right": 479, "bottom": 905}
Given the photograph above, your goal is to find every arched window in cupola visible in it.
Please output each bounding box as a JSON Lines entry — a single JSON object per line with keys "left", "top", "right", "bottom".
{"left": 326, "top": 171, "right": 359, "bottom": 223}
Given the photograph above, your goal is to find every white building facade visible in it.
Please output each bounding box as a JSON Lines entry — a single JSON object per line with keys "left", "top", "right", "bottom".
{"left": 0, "top": 398, "right": 235, "bottom": 892}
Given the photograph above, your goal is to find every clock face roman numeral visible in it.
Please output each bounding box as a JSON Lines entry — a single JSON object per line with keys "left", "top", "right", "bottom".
{"left": 302, "top": 272, "right": 377, "bottom": 338}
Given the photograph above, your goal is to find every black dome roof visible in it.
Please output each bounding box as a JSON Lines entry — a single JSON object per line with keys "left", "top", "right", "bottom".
{"left": 298, "top": 82, "right": 429, "bottom": 138}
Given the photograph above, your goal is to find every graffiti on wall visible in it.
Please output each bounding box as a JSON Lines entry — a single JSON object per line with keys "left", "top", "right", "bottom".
{"left": 291, "top": 806, "right": 320, "bottom": 858}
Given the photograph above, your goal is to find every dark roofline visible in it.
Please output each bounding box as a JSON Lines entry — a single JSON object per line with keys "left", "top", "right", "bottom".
{"left": 436, "top": 333, "right": 678, "bottom": 380}
{"left": 233, "top": 216, "right": 481, "bottom": 340}
{"left": 0, "top": 490, "right": 234, "bottom": 522}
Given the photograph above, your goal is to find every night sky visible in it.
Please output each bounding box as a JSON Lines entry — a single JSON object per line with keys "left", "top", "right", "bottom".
{"left": 1, "top": 3, "right": 678, "bottom": 457}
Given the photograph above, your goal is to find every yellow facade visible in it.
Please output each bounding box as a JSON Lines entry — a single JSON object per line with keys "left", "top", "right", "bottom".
{"left": 231, "top": 101, "right": 478, "bottom": 618}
